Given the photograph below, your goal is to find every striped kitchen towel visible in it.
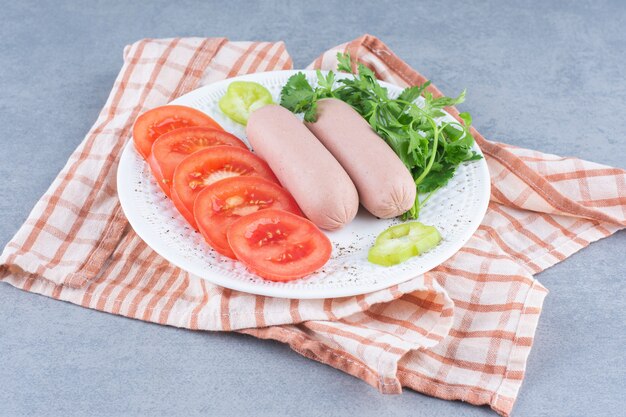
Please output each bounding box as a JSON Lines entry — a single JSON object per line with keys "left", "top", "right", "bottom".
{"left": 1, "top": 35, "right": 625, "bottom": 416}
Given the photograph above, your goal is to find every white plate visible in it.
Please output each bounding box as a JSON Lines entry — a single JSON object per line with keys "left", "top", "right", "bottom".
{"left": 117, "top": 70, "right": 490, "bottom": 299}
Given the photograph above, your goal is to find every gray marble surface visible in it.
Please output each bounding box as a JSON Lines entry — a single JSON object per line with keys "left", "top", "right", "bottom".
{"left": 1, "top": 1, "right": 625, "bottom": 416}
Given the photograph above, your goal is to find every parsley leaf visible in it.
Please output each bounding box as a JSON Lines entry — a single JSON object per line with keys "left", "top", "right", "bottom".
{"left": 336, "top": 52, "right": 352, "bottom": 72}
{"left": 279, "top": 72, "right": 315, "bottom": 114}
{"left": 279, "top": 71, "right": 336, "bottom": 122}
{"left": 398, "top": 82, "right": 430, "bottom": 105}
{"left": 279, "top": 53, "right": 482, "bottom": 219}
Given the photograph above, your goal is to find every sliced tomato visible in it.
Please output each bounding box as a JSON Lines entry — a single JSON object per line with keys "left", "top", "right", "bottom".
{"left": 227, "top": 209, "right": 332, "bottom": 281}
{"left": 133, "top": 105, "right": 223, "bottom": 159}
{"left": 148, "top": 127, "right": 247, "bottom": 196}
{"left": 194, "top": 177, "right": 303, "bottom": 258}
{"left": 171, "top": 146, "right": 279, "bottom": 228}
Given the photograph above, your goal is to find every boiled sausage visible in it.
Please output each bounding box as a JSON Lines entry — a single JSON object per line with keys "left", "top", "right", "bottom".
{"left": 306, "top": 98, "right": 416, "bottom": 218}
{"left": 246, "top": 105, "right": 359, "bottom": 230}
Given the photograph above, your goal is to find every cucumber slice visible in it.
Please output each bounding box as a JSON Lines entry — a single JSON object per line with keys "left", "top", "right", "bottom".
{"left": 368, "top": 222, "right": 441, "bottom": 266}
{"left": 218, "top": 81, "right": 274, "bottom": 125}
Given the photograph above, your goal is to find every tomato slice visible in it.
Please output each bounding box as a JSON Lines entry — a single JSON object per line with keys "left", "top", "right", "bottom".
{"left": 227, "top": 209, "right": 332, "bottom": 281}
{"left": 133, "top": 105, "right": 223, "bottom": 159}
{"left": 194, "top": 177, "right": 303, "bottom": 258}
{"left": 171, "top": 146, "right": 279, "bottom": 228}
{"left": 148, "top": 127, "right": 247, "bottom": 197}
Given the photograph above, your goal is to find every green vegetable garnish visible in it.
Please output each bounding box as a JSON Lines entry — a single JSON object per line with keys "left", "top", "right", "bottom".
{"left": 219, "top": 81, "right": 274, "bottom": 125}
{"left": 280, "top": 53, "right": 482, "bottom": 219}
{"left": 368, "top": 222, "right": 441, "bottom": 266}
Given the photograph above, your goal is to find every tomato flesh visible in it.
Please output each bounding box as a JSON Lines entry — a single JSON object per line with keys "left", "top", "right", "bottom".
{"left": 227, "top": 209, "right": 332, "bottom": 281}
{"left": 194, "top": 177, "right": 303, "bottom": 258}
{"left": 133, "top": 105, "right": 223, "bottom": 159}
{"left": 149, "top": 127, "right": 247, "bottom": 196}
{"left": 171, "top": 146, "right": 279, "bottom": 228}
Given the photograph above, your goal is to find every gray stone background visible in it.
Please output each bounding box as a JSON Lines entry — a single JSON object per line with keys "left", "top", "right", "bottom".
{"left": 1, "top": 1, "right": 625, "bottom": 416}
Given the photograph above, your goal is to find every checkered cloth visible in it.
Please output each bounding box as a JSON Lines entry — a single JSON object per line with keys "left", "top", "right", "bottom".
{"left": 1, "top": 35, "right": 624, "bottom": 416}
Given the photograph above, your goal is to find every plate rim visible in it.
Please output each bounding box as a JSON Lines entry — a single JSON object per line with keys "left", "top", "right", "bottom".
{"left": 117, "top": 69, "right": 491, "bottom": 299}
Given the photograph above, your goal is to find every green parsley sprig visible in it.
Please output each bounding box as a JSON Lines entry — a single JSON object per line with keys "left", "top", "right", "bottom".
{"left": 280, "top": 53, "right": 481, "bottom": 219}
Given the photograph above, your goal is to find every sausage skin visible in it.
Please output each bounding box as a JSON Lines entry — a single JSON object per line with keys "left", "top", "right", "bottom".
{"left": 306, "top": 98, "right": 416, "bottom": 218}
{"left": 246, "top": 105, "right": 359, "bottom": 231}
